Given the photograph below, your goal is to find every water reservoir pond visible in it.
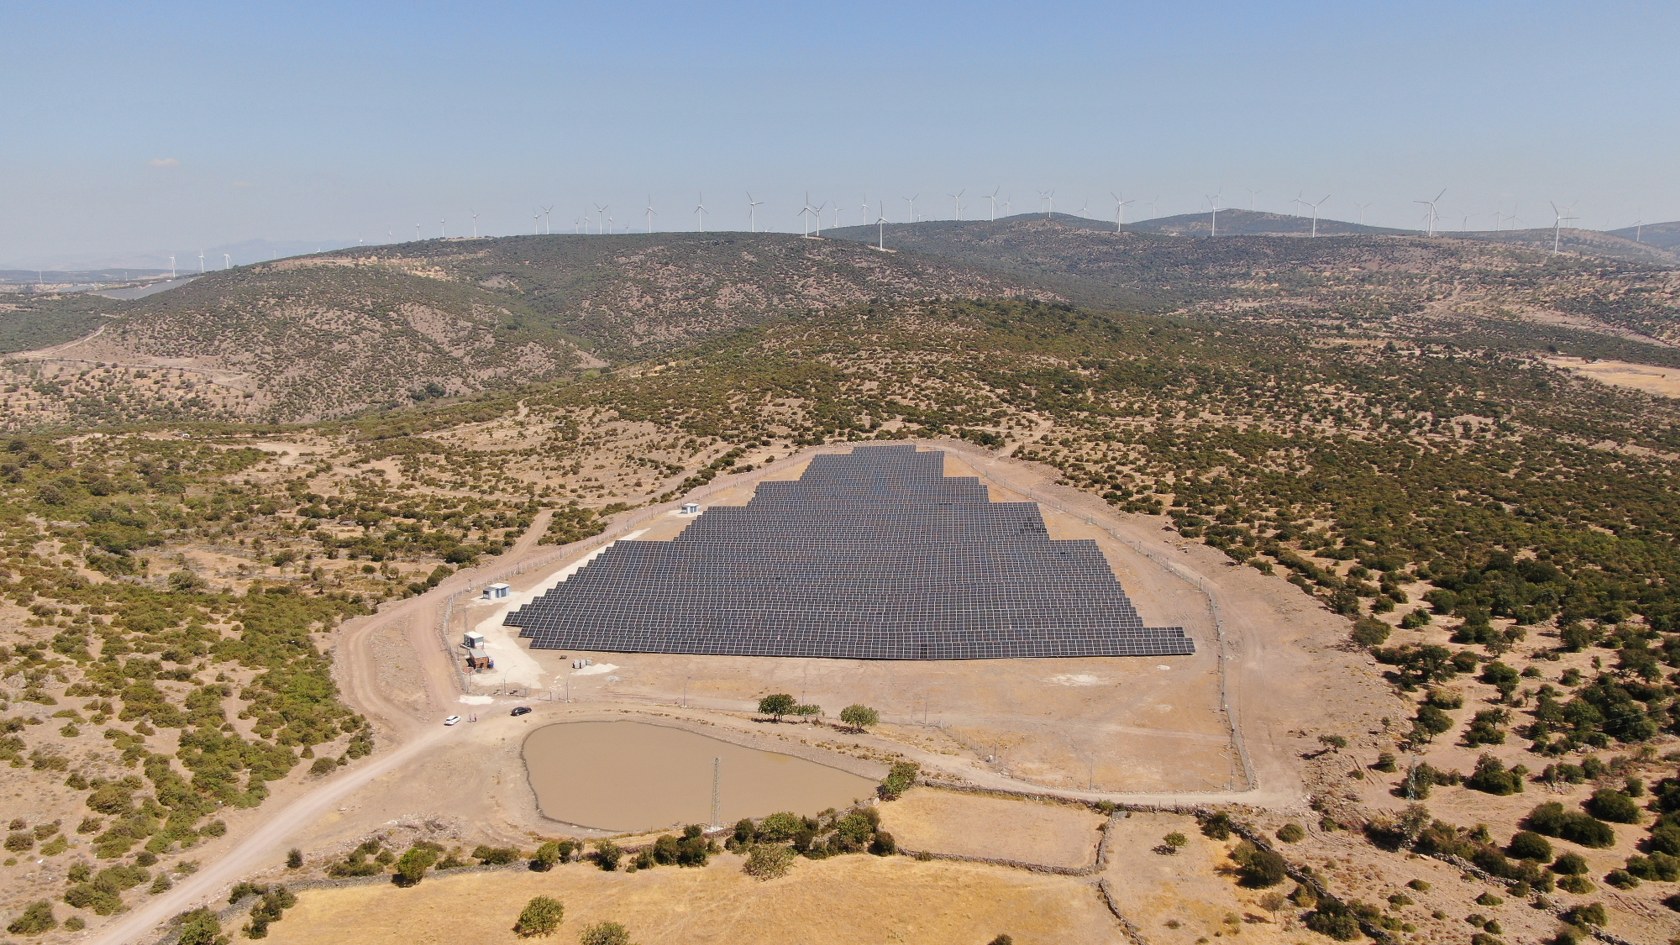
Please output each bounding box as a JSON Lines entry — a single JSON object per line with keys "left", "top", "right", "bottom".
{"left": 523, "top": 720, "right": 878, "bottom": 832}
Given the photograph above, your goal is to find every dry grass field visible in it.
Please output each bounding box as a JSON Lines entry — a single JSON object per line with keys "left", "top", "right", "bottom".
{"left": 1545, "top": 355, "right": 1680, "bottom": 398}
{"left": 877, "top": 788, "right": 1104, "bottom": 868}
{"left": 257, "top": 853, "right": 1118, "bottom": 945}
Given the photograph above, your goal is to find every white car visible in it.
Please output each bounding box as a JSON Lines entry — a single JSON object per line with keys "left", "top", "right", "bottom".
{"left": 443, "top": 715, "right": 461, "bottom": 726}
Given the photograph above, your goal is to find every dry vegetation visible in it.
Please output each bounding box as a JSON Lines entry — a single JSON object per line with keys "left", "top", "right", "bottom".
{"left": 3, "top": 223, "right": 1680, "bottom": 943}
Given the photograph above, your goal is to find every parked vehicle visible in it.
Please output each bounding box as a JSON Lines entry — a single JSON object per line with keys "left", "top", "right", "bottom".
{"left": 511, "top": 706, "right": 532, "bottom": 717}
{"left": 443, "top": 715, "right": 461, "bottom": 726}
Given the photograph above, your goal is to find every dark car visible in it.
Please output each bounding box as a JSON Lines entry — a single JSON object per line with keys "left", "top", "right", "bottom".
{"left": 510, "top": 706, "right": 532, "bottom": 717}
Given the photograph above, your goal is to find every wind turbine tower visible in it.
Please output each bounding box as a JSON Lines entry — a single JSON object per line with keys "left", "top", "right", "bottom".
{"left": 1205, "top": 192, "right": 1222, "bottom": 237}
{"left": 1110, "top": 192, "right": 1135, "bottom": 232}
{"left": 1549, "top": 201, "right": 1577, "bottom": 256}
{"left": 532, "top": 210, "right": 541, "bottom": 235}
{"left": 798, "top": 193, "right": 816, "bottom": 237}
{"left": 985, "top": 186, "right": 1000, "bottom": 222}
{"left": 901, "top": 194, "right": 918, "bottom": 225}
{"left": 948, "top": 189, "right": 964, "bottom": 221}
{"left": 471, "top": 210, "right": 480, "bottom": 238}
{"left": 876, "top": 210, "right": 888, "bottom": 250}
{"left": 1301, "top": 193, "right": 1331, "bottom": 237}
{"left": 223, "top": 253, "right": 231, "bottom": 270}
{"left": 747, "top": 193, "right": 763, "bottom": 233}
{"left": 595, "top": 204, "right": 608, "bottom": 235}
{"left": 1414, "top": 189, "right": 1446, "bottom": 237}
{"left": 542, "top": 206, "right": 554, "bottom": 235}
{"left": 198, "top": 252, "right": 204, "bottom": 274}
{"left": 694, "top": 193, "right": 707, "bottom": 232}
{"left": 1356, "top": 202, "right": 1373, "bottom": 226}
{"left": 169, "top": 255, "right": 176, "bottom": 279}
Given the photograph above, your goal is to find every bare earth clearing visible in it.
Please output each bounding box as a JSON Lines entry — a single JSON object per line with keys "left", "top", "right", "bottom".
{"left": 1545, "top": 355, "right": 1680, "bottom": 398}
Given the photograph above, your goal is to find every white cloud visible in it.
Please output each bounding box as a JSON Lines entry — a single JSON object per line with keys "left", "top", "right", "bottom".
{"left": 147, "top": 157, "right": 180, "bottom": 168}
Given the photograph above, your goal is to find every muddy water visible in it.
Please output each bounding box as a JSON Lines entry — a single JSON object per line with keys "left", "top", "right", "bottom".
{"left": 523, "top": 721, "right": 878, "bottom": 832}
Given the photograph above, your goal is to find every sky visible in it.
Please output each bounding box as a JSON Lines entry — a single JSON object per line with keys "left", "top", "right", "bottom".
{"left": 2, "top": 0, "right": 1677, "bottom": 267}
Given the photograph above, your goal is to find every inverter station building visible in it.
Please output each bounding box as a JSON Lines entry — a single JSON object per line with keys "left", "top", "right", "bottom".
{"left": 506, "top": 445, "right": 1192, "bottom": 660}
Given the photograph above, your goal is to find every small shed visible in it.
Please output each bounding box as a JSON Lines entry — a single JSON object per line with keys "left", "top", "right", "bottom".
{"left": 483, "top": 582, "right": 510, "bottom": 600}
{"left": 464, "top": 648, "right": 494, "bottom": 671}
{"left": 462, "top": 631, "right": 486, "bottom": 650}
{"left": 681, "top": 502, "right": 701, "bottom": 515}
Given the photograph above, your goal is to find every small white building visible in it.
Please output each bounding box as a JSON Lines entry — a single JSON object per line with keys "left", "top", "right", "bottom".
{"left": 681, "top": 502, "right": 701, "bottom": 515}
{"left": 483, "top": 582, "right": 510, "bottom": 600}
{"left": 463, "top": 631, "right": 486, "bottom": 649}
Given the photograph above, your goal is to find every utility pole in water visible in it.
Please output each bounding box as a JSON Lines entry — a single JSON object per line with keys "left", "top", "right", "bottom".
{"left": 710, "top": 757, "right": 721, "bottom": 828}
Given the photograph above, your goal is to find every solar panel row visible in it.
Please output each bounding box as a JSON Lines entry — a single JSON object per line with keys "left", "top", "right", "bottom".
{"left": 508, "top": 444, "right": 1194, "bottom": 660}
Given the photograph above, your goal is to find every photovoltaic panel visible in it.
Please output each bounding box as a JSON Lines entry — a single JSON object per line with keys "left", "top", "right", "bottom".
{"left": 507, "top": 444, "right": 1194, "bottom": 660}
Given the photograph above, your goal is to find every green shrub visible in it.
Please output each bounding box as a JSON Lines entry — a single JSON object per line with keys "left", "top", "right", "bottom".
{"left": 7, "top": 900, "right": 56, "bottom": 935}
{"left": 513, "top": 895, "right": 564, "bottom": 938}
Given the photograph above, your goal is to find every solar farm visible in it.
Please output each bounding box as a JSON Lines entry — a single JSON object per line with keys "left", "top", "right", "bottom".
{"left": 506, "top": 445, "right": 1193, "bottom": 660}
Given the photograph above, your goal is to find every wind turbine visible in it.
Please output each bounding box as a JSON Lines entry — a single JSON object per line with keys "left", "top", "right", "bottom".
{"left": 812, "top": 201, "right": 826, "bottom": 237}
{"left": 901, "top": 194, "right": 918, "bottom": 225}
{"left": 440, "top": 219, "right": 446, "bottom": 238}
{"left": 169, "top": 255, "right": 176, "bottom": 278}
{"left": 798, "top": 193, "right": 816, "bottom": 237}
{"left": 1248, "top": 188, "right": 1261, "bottom": 211}
{"left": 1205, "top": 191, "right": 1222, "bottom": 237}
{"left": 1003, "top": 195, "right": 1012, "bottom": 216}
{"left": 197, "top": 252, "right": 204, "bottom": 274}
{"left": 223, "top": 253, "right": 231, "bottom": 270}
{"left": 1042, "top": 189, "right": 1055, "bottom": 218}
{"left": 861, "top": 195, "right": 870, "bottom": 225}
{"left": 415, "top": 224, "right": 421, "bottom": 240}
{"left": 1148, "top": 196, "right": 1160, "bottom": 219}
{"left": 532, "top": 210, "right": 541, "bottom": 235}
{"left": 1414, "top": 189, "right": 1445, "bottom": 237}
{"left": 694, "top": 193, "right": 706, "bottom": 232}
{"left": 1110, "top": 192, "right": 1135, "bottom": 232}
{"left": 1301, "top": 193, "right": 1331, "bottom": 237}
{"left": 985, "top": 186, "right": 1000, "bottom": 222}
{"left": 542, "top": 206, "right": 554, "bottom": 235}
{"left": 594, "top": 203, "right": 608, "bottom": 235}
{"left": 747, "top": 192, "right": 763, "bottom": 233}
{"left": 1355, "top": 202, "right": 1373, "bottom": 226}
{"left": 1549, "top": 201, "right": 1577, "bottom": 255}
{"left": 948, "top": 189, "right": 964, "bottom": 221}
{"left": 471, "top": 210, "right": 480, "bottom": 238}
{"left": 644, "top": 195, "right": 656, "bottom": 233}
{"left": 876, "top": 209, "right": 888, "bottom": 250}
{"left": 1634, "top": 219, "right": 1643, "bottom": 243}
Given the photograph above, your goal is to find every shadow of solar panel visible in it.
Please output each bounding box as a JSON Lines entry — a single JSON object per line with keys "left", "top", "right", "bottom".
{"left": 508, "top": 445, "right": 1194, "bottom": 659}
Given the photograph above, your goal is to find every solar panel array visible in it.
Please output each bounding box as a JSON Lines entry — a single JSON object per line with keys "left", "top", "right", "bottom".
{"left": 508, "top": 444, "right": 1194, "bottom": 660}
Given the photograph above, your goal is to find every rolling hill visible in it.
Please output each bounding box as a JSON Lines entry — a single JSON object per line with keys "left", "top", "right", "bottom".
{"left": 1608, "top": 219, "right": 1680, "bottom": 253}
{"left": 0, "top": 233, "right": 1048, "bottom": 426}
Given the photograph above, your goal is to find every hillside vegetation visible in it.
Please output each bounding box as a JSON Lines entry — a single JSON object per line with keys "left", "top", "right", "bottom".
{"left": 0, "top": 235, "right": 1043, "bottom": 426}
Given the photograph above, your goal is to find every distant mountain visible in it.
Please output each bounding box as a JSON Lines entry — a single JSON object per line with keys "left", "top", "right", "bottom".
{"left": 1607, "top": 221, "right": 1680, "bottom": 254}
{"left": 0, "top": 268, "right": 171, "bottom": 285}
{"left": 0, "top": 239, "right": 356, "bottom": 272}
{"left": 1450, "top": 227, "right": 1678, "bottom": 264}
{"left": 1122, "top": 208, "right": 1404, "bottom": 238}
{"left": 7, "top": 233, "right": 1046, "bottom": 424}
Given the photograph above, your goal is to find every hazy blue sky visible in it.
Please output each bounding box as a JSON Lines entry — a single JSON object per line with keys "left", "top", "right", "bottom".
{"left": 3, "top": 0, "right": 1676, "bottom": 266}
